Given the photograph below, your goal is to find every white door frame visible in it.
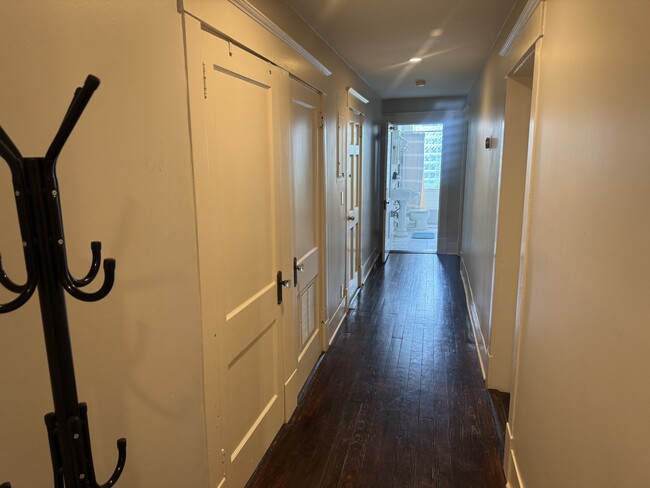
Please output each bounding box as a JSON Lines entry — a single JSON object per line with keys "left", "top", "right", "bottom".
{"left": 381, "top": 122, "right": 395, "bottom": 263}
{"left": 503, "top": 38, "right": 544, "bottom": 487}
{"left": 345, "top": 107, "right": 363, "bottom": 306}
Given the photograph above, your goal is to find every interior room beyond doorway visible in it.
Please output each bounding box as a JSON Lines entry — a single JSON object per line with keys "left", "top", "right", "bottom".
{"left": 386, "top": 123, "right": 442, "bottom": 254}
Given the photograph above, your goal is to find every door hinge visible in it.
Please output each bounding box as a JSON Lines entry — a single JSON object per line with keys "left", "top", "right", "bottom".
{"left": 221, "top": 449, "right": 226, "bottom": 475}
{"left": 320, "top": 113, "right": 324, "bottom": 129}
{"left": 202, "top": 62, "right": 207, "bottom": 99}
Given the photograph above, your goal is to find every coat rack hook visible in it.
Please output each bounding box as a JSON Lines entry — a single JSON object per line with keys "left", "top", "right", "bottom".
{"left": 66, "top": 241, "right": 103, "bottom": 287}
{"left": 62, "top": 258, "right": 115, "bottom": 302}
{"left": 0, "top": 253, "right": 25, "bottom": 293}
{"left": 92, "top": 438, "right": 127, "bottom": 488}
{"left": 0, "top": 277, "right": 37, "bottom": 313}
{"left": 0, "top": 125, "right": 22, "bottom": 165}
{"left": 45, "top": 75, "right": 100, "bottom": 164}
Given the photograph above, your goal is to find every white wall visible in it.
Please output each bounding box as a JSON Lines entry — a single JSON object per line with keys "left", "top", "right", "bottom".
{"left": 463, "top": 0, "right": 650, "bottom": 486}
{"left": 460, "top": 0, "right": 540, "bottom": 385}
{"left": 0, "top": 1, "right": 208, "bottom": 486}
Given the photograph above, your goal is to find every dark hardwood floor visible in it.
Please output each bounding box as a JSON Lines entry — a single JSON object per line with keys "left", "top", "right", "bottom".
{"left": 488, "top": 389, "right": 510, "bottom": 458}
{"left": 247, "top": 254, "right": 506, "bottom": 488}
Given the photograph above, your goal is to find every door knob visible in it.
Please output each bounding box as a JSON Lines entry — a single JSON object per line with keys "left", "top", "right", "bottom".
{"left": 281, "top": 279, "right": 291, "bottom": 288}
{"left": 347, "top": 215, "right": 356, "bottom": 221}
{"left": 293, "top": 258, "right": 304, "bottom": 287}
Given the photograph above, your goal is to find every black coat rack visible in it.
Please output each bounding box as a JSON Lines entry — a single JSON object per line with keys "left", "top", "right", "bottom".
{"left": 0, "top": 75, "right": 126, "bottom": 488}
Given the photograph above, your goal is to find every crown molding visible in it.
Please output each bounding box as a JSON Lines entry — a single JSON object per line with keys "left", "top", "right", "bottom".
{"left": 228, "top": 0, "right": 332, "bottom": 76}
{"left": 347, "top": 87, "right": 369, "bottom": 104}
{"left": 499, "top": 0, "right": 543, "bottom": 57}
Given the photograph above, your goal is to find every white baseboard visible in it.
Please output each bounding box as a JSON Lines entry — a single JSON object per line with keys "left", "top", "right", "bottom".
{"left": 327, "top": 298, "right": 347, "bottom": 345}
{"left": 362, "top": 248, "right": 379, "bottom": 284}
{"left": 460, "top": 257, "right": 489, "bottom": 380}
{"left": 437, "top": 237, "right": 447, "bottom": 254}
{"left": 283, "top": 368, "right": 298, "bottom": 421}
{"left": 504, "top": 422, "right": 524, "bottom": 488}
{"left": 446, "top": 239, "right": 460, "bottom": 255}
{"left": 506, "top": 449, "right": 524, "bottom": 488}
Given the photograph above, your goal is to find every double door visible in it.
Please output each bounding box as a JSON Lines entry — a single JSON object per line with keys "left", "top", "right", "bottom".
{"left": 190, "top": 27, "right": 323, "bottom": 488}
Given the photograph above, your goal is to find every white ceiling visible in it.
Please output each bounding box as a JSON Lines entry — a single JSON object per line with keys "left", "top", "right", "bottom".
{"left": 285, "top": 0, "right": 519, "bottom": 99}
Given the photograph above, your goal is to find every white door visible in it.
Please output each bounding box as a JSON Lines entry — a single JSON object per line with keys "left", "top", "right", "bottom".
{"left": 289, "top": 78, "right": 323, "bottom": 396}
{"left": 346, "top": 111, "right": 362, "bottom": 303}
{"left": 201, "top": 39, "right": 286, "bottom": 488}
{"left": 381, "top": 122, "right": 395, "bottom": 263}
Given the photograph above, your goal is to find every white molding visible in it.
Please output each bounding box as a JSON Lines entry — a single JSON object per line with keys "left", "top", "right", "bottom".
{"left": 228, "top": 0, "right": 332, "bottom": 76}
{"left": 499, "top": 0, "right": 543, "bottom": 57}
{"left": 283, "top": 368, "right": 299, "bottom": 421}
{"left": 347, "top": 87, "right": 370, "bottom": 104}
{"left": 437, "top": 237, "right": 448, "bottom": 255}
{"left": 328, "top": 298, "right": 347, "bottom": 345}
{"left": 362, "top": 248, "right": 379, "bottom": 284}
{"left": 460, "top": 257, "right": 488, "bottom": 380}
{"left": 446, "top": 240, "right": 460, "bottom": 256}
{"left": 504, "top": 421, "right": 524, "bottom": 488}
{"left": 507, "top": 448, "right": 525, "bottom": 488}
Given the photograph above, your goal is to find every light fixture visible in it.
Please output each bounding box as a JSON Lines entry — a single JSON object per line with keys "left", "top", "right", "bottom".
{"left": 415, "top": 79, "right": 426, "bottom": 87}
{"left": 409, "top": 57, "right": 422, "bottom": 63}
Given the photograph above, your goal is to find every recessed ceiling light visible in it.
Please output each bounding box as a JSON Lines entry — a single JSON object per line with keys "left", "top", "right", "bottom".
{"left": 430, "top": 28, "right": 444, "bottom": 37}
{"left": 409, "top": 57, "right": 422, "bottom": 63}
{"left": 415, "top": 79, "right": 426, "bottom": 87}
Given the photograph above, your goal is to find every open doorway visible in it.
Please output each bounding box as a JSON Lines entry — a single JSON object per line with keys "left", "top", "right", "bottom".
{"left": 384, "top": 123, "right": 443, "bottom": 254}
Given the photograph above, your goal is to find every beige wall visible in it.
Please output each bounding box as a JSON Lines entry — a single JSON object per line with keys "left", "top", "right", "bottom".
{"left": 0, "top": 1, "right": 208, "bottom": 486}
{"left": 0, "top": 1, "right": 382, "bottom": 486}
{"left": 463, "top": 0, "right": 650, "bottom": 486}
{"left": 460, "top": 0, "right": 539, "bottom": 385}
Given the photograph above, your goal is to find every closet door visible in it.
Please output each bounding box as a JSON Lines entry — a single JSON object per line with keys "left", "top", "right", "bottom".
{"left": 201, "top": 38, "right": 286, "bottom": 488}
{"left": 289, "top": 78, "right": 323, "bottom": 398}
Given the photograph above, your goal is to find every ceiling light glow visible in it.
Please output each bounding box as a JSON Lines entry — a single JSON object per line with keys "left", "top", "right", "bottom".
{"left": 409, "top": 57, "right": 422, "bottom": 63}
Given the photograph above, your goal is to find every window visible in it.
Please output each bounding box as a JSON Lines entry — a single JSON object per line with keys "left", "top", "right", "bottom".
{"left": 398, "top": 123, "right": 443, "bottom": 190}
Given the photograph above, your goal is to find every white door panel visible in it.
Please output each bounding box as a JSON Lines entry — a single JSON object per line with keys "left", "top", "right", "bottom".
{"left": 289, "top": 78, "right": 322, "bottom": 397}
{"left": 346, "top": 111, "right": 362, "bottom": 302}
{"left": 382, "top": 122, "right": 395, "bottom": 262}
{"left": 201, "top": 39, "right": 285, "bottom": 488}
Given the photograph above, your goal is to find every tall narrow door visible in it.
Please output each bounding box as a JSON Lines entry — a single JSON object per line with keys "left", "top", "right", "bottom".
{"left": 289, "top": 78, "right": 323, "bottom": 395}
{"left": 201, "top": 40, "right": 286, "bottom": 488}
{"left": 346, "top": 111, "right": 362, "bottom": 302}
{"left": 381, "top": 122, "right": 395, "bottom": 263}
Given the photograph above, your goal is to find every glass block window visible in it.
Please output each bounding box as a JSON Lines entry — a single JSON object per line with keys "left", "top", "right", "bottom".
{"left": 398, "top": 124, "right": 443, "bottom": 190}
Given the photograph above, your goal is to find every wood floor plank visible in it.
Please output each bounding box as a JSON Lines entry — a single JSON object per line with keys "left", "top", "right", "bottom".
{"left": 246, "top": 254, "right": 506, "bottom": 488}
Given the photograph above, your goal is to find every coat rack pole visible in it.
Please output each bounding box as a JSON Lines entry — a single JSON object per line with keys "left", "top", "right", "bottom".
{"left": 0, "top": 75, "right": 126, "bottom": 488}
{"left": 24, "top": 158, "right": 81, "bottom": 487}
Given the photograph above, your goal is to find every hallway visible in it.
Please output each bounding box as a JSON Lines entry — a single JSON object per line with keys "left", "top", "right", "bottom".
{"left": 247, "top": 254, "right": 505, "bottom": 487}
